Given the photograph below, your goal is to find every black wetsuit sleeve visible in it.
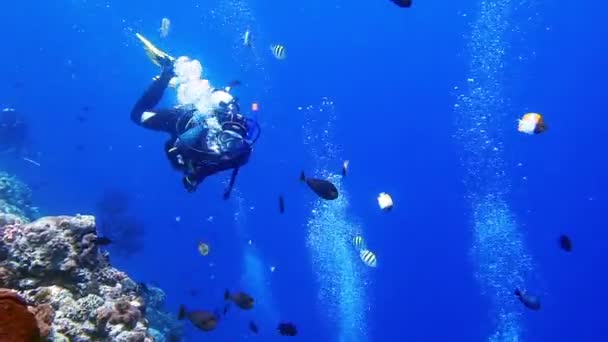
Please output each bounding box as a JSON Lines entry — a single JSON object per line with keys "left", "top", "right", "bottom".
{"left": 130, "top": 71, "right": 181, "bottom": 133}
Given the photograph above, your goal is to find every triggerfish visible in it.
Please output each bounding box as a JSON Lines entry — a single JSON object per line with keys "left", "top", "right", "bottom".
{"left": 514, "top": 289, "right": 541, "bottom": 310}
{"left": 300, "top": 171, "right": 339, "bottom": 200}
{"left": 225, "top": 289, "right": 255, "bottom": 310}
{"left": 177, "top": 305, "right": 218, "bottom": 331}
{"left": 277, "top": 322, "right": 298, "bottom": 336}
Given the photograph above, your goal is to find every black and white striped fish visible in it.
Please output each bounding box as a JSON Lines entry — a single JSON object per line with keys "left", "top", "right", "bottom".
{"left": 271, "top": 44, "right": 286, "bottom": 60}
{"left": 352, "top": 235, "right": 366, "bottom": 251}
{"left": 359, "top": 249, "right": 377, "bottom": 267}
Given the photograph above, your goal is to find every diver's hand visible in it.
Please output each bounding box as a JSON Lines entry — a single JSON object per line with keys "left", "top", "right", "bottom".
{"left": 183, "top": 176, "right": 197, "bottom": 193}
{"left": 223, "top": 190, "right": 231, "bottom": 200}
{"left": 160, "top": 58, "right": 176, "bottom": 78}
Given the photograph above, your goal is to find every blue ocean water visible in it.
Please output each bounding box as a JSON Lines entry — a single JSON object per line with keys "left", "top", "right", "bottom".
{"left": 0, "top": 0, "right": 606, "bottom": 341}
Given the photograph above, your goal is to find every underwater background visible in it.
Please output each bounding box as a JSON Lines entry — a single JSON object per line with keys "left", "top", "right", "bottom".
{"left": 0, "top": 0, "right": 606, "bottom": 341}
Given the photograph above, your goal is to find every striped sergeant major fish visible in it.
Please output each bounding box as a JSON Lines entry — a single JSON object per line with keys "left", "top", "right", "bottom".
{"left": 359, "top": 249, "right": 377, "bottom": 268}
{"left": 271, "top": 44, "right": 286, "bottom": 60}
{"left": 352, "top": 235, "right": 367, "bottom": 251}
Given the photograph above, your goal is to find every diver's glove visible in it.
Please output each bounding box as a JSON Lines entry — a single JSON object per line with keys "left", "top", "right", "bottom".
{"left": 183, "top": 175, "right": 197, "bottom": 193}
{"left": 159, "top": 57, "right": 176, "bottom": 79}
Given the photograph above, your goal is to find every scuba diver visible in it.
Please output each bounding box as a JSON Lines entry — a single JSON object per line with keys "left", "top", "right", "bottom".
{"left": 130, "top": 34, "right": 261, "bottom": 198}
{"left": 0, "top": 107, "right": 28, "bottom": 155}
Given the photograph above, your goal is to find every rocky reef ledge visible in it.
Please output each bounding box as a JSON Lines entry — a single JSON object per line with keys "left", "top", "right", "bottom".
{"left": 0, "top": 174, "right": 181, "bottom": 341}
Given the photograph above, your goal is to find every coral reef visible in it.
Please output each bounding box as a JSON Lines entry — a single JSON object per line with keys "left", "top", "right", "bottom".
{"left": 0, "top": 171, "right": 38, "bottom": 221}
{"left": 0, "top": 214, "right": 181, "bottom": 341}
{"left": 31, "top": 303, "right": 55, "bottom": 338}
{"left": 144, "top": 286, "right": 184, "bottom": 342}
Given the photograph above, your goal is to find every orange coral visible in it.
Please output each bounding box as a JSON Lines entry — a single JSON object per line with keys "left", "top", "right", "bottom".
{"left": 31, "top": 303, "right": 55, "bottom": 338}
{"left": 0, "top": 289, "right": 41, "bottom": 341}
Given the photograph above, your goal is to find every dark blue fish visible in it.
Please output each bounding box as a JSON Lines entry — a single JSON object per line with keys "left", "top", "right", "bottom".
{"left": 390, "top": 0, "right": 412, "bottom": 7}
{"left": 178, "top": 305, "right": 218, "bottom": 331}
{"left": 515, "top": 289, "right": 541, "bottom": 310}
{"left": 300, "top": 171, "right": 338, "bottom": 200}
{"left": 249, "top": 321, "right": 259, "bottom": 334}
{"left": 93, "top": 237, "right": 112, "bottom": 246}
{"left": 225, "top": 289, "right": 254, "bottom": 310}
{"left": 278, "top": 322, "right": 298, "bottom": 336}
{"left": 559, "top": 234, "right": 572, "bottom": 252}
{"left": 279, "top": 195, "right": 285, "bottom": 214}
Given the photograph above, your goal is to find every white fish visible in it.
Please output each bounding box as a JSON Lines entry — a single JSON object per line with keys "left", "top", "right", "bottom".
{"left": 270, "top": 44, "right": 286, "bottom": 60}
{"left": 352, "top": 235, "right": 366, "bottom": 251}
{"left": 517, "top": 113, "right": 547, "bottom": 135}
{"left": 377, "top": 192, "right": 393, "bottom": 211}
{"left": 243, "top": 29, "right": 252, "bottom": 47}
{"left": 159, "top": 18, "right": 171, "bottom": 38}
{"left": 359, "top": 249, "right": 377, "bottom": 268}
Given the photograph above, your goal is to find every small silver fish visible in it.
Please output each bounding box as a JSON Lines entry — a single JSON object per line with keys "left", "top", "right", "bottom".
{"left": 243, "top": 29, "right": 252, "bottom": 47}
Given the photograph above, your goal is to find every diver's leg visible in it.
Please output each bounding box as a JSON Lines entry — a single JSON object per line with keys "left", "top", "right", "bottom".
{"left": 130, "top": 66, "right": 176, "bottom": 132}
{"left": 223, "top": 168, "right": 240, "bottom": 200}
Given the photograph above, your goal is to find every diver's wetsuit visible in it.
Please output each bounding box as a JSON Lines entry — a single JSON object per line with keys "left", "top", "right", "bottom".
{"left": 130, "top": 67, "right": 259, "bottom": 197}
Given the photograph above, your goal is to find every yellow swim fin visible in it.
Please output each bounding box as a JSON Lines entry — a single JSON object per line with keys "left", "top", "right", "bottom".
{"left": 135, "top": 33, "right": 175, "bottom": 67}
